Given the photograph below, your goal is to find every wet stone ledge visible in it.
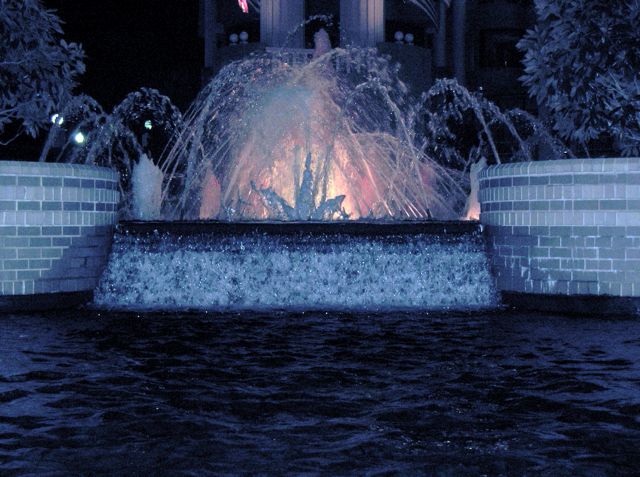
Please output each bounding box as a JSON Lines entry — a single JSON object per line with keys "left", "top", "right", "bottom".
{"left": 119, "top": 219, "right": 481, "bottom": 238}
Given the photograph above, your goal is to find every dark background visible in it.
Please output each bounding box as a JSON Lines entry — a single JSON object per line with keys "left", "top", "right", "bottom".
{"left": 41, "top": 1, "right": 433, "bottom": 111}
{"left": 43, "top": 0, "right": 203, "bottom": 111}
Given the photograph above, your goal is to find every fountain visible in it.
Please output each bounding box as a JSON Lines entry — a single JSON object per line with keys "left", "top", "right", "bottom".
{"left": 48, "top": 27, "right": 556, "bottom": 224}
{"left": 3, "top": 12, "right": 635, "bottom": 315}
{"left": 90, "top": 28, "right": 507, "bottom": 312}
{"left": 154, "top": 28, "right": 469, "bottom": 221}
{"left": 6, "top": 15, "right": 584, "bottom": 313}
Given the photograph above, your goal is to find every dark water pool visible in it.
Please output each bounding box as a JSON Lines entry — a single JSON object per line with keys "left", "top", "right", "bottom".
{"left": 1, "top": 309, "right": 639, "bottom": 476}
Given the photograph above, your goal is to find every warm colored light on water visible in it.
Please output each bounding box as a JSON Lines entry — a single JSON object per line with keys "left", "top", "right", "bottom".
{"left": 160, "top": 41, "right": 467, "bottom": 220}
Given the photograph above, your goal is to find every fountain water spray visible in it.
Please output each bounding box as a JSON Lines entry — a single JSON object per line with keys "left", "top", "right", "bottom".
{"left": 42, "top": 24, "right": 566, "bottom": 221}
{"left": 154, "top": 24, "right": 567, "bottom": 221}
{"left": 159, "top": 29, "right": 468, "bottom": 220}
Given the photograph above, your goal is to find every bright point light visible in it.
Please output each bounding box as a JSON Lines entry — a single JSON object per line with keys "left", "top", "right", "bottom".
{"left": 144, "top": 120, "right": 153, "bottom": 130}
{"left": 73, "top": 131, "right": 86, "bottom": 144}
{"left": 50, "top": 113, "right": 64, "bottom": 126}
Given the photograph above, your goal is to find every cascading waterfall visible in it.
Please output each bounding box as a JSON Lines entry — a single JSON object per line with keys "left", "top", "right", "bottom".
{"left": 94, "top": 224, "right": 498, "bottom": 312}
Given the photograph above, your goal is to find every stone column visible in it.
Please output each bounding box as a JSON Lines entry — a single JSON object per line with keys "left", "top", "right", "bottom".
{"left": 340, "top": 0, "right": 384, "bottom": 47}
{"left": 434, "top": 0, "right": 447, "bottom": 74}
{"left": 203, "top": 0, "right": 217, "bottom": 69}
{"left": 260, "top": 0, "right": 305, "bottom": 47}
{"left": 451, "top": 0, "right": 466, "bottom": 84}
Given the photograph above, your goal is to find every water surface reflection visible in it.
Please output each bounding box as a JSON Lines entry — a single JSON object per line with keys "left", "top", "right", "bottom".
{"left": 1, "top": 310, "right": 639, "bottom": 475}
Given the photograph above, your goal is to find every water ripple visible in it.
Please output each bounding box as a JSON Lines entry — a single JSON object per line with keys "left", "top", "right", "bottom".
{"left": 1, "top": 310, "right": 639, "bottom": 475}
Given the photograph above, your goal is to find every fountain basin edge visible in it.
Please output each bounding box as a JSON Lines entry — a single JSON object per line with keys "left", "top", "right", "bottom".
{"left": 117, "top": 219, "right": 481, "bottom": 237}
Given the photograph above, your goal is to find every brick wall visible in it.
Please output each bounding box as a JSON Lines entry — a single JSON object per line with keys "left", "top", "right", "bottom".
{"left": 0, "top": 161, "right": 119, "bottom": 301}
{"left": 479, "top": 158, "right": 640, "bottom": 299}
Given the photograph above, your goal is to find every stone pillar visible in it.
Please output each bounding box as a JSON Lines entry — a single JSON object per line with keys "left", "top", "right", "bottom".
{"left": 203, "top": 0, "right": 217, "bottom": 69}
{"left": 340, "top": 0, "right": 384, "bottom": 47}
{"left": 434, "top": 0, "right": 447, "bottom": 74}
{"left": 452, "top": 0, "right": 466, "bottom": 84}
{"left": 260, "top": 0, "right": 305, "bottom": 47}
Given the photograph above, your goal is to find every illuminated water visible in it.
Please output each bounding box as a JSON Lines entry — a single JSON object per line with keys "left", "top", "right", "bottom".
{"left": 1, "top": 309, "right": 639, "bottom": 475}
{"left": 159, "top": 39, "right": 470, "bottom": 220}
{"left": 152, "top": 31, "right": 562, "bottom": 222}
{"left": 93, "top": 225, "right": 497, "bottom": 312}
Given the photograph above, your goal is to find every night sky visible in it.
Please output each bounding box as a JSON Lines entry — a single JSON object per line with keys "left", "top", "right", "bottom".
{"left": 41, "top": 1, "right": 432, "bottom": 112}
{"left": 43, "top": 0, "right": 203, "bottom": 111}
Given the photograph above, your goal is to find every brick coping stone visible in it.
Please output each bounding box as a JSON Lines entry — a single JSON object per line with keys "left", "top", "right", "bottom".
{"left": 0, "top": 160, "right": 117, "bottom": 178}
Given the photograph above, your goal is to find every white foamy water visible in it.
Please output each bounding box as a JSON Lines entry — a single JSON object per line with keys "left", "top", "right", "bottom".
{"left": 94, "top": 231, "right": 498, "bottom": 312}
{"left": 131, "top": 154, "right": 163, "bottom": 220}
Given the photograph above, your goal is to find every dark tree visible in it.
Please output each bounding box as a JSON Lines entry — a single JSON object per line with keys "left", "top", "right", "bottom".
{"left": 518, "top": 0, "right": 640, "bottom": 156}
{"left": 0, "top": 0, "right": 85, "bottom": 143}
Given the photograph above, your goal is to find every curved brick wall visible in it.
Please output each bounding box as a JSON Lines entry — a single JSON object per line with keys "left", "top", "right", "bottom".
{"left": 479, "top": 158, "right": 640, "bottom": 312}
{"left": 0, "top": 161, "right": 119, "bottom": 310}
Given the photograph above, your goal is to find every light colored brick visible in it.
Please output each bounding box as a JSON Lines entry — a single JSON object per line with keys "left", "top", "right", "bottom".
{"left": 481, "top": 158, "right": 640, "bottom": 300}
{"left": 1, "top": 162, "right": 118, "bottom": 299}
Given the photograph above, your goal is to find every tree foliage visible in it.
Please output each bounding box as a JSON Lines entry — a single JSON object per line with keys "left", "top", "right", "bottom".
{"left": 0, "top": 0, "right": 85, "bottom": 142}
{"left": 518, "top": 0, "right": 640, "bottom": 156}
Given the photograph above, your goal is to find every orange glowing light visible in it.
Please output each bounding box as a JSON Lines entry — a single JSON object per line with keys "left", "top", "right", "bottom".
{"left": 199, "top": 167, "right": 221, "bottom": 219}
